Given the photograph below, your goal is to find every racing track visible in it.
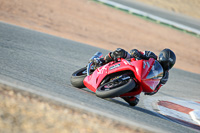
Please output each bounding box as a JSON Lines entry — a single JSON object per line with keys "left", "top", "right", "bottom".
{"left": 0, "top": 22, "right": 200, "bottom": 133}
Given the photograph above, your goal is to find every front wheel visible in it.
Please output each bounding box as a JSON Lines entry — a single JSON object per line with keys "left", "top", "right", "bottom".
{"left": 70, "top": 67, "right": 87, "bottom": 88}
{"left": 96, "top": 78, "right": 135, "bottom": 98}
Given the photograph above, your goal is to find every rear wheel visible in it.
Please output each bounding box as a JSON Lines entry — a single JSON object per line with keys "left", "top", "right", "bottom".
{"left": 96, "top": 77, "right": 135, "bottom": 98}
{"left": 70, "top": 67, "right": 87, "bottom": 88}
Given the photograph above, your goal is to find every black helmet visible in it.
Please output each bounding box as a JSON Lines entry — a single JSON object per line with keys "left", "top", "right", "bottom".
{"left": 158, "top": 48, "right": 176, "bottom": 70}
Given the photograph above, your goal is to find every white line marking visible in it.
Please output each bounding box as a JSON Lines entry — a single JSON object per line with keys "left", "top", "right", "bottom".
{"left": 190, "top": 110, "right": 200, "bottom": 125}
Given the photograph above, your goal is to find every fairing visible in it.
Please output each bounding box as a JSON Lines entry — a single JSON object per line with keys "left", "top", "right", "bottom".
{"left": 83, "top": 58, "right": 163, "bottom": 96}
{"left": 141, "top": 60, "right": 163, "bottom": 92}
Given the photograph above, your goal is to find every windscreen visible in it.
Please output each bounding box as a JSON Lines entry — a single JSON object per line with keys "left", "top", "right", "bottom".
{"left": 146, "top": 60, "right": 163, "bottom": 79}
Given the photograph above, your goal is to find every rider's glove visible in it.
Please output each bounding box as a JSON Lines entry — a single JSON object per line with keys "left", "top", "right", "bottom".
{"left": 130, "top": 49, "right": 141, "bottom": 59}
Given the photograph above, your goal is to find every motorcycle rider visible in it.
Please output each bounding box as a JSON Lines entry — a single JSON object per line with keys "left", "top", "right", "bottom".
{"left": 92, "top": 48, "right": 176, "bottom": 106}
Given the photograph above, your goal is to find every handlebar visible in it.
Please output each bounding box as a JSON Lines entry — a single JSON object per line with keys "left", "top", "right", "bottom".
{"left": 87, "top": 52, "right": 103, "bottom": 76}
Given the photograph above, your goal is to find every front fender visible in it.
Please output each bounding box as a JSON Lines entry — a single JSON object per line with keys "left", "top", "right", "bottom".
{"left": 83, "top": 64, "right": 108, "bottom": 92}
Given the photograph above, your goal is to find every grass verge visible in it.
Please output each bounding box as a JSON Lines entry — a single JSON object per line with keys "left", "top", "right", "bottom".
{"left": 0, "top": 83, "right": 151, "bottom": 133}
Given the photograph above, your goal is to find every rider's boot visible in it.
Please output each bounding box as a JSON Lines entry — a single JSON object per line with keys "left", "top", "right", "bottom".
{"left": 122, "top": 95, "right": 140, "bottom": 106}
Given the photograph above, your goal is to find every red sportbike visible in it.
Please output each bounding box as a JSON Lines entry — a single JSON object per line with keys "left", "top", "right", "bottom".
{"left": 71, "top": 52, "right": 163, "bottom": 106}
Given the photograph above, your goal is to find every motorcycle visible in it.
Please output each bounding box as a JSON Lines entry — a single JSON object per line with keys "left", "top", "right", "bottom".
{"left": 70, "top": 52, "right": 164, "bottom": 106}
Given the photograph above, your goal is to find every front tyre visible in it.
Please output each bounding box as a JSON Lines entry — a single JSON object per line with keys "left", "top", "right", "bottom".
{"left": 96, "top": 78, "right": 135, "bottom": 98}
{"left": 70, "top": 67, "right": 87, "bottom": 88}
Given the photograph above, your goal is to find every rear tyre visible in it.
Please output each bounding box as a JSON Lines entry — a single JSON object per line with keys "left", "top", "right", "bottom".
{"left": 96, "top": 78, "right": 135, "bottom": 98}
{"left": 70, "top": 67, "right": 87, "bottom": 88}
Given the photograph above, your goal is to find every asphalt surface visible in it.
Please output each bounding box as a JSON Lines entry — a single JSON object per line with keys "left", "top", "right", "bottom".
{"left": 0, "top": 22, "right": 200, "bottom": 132}
{"left": 110, "top": 0, "right": 200, "bottom": 31}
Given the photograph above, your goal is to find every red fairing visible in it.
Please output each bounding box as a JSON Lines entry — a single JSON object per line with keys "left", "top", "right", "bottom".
{"left": 141, "top": 58, "right": 160, "bottom": 92}
{"left": 83, "top": 60, "right": 136, "bottom": 92}
{"left": 83, "top": 57, "right": 163, "bottom": 97}
{"left": 83, "top": 64, "right": 109, "bottom": 92}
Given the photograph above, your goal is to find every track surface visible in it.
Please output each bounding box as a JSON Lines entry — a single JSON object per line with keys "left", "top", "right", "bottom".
{"left": 0, "top": 22, "right": 200, "bottom": 133}
{"left": 110, "top": 0, "right": 200, "bottom": 31}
